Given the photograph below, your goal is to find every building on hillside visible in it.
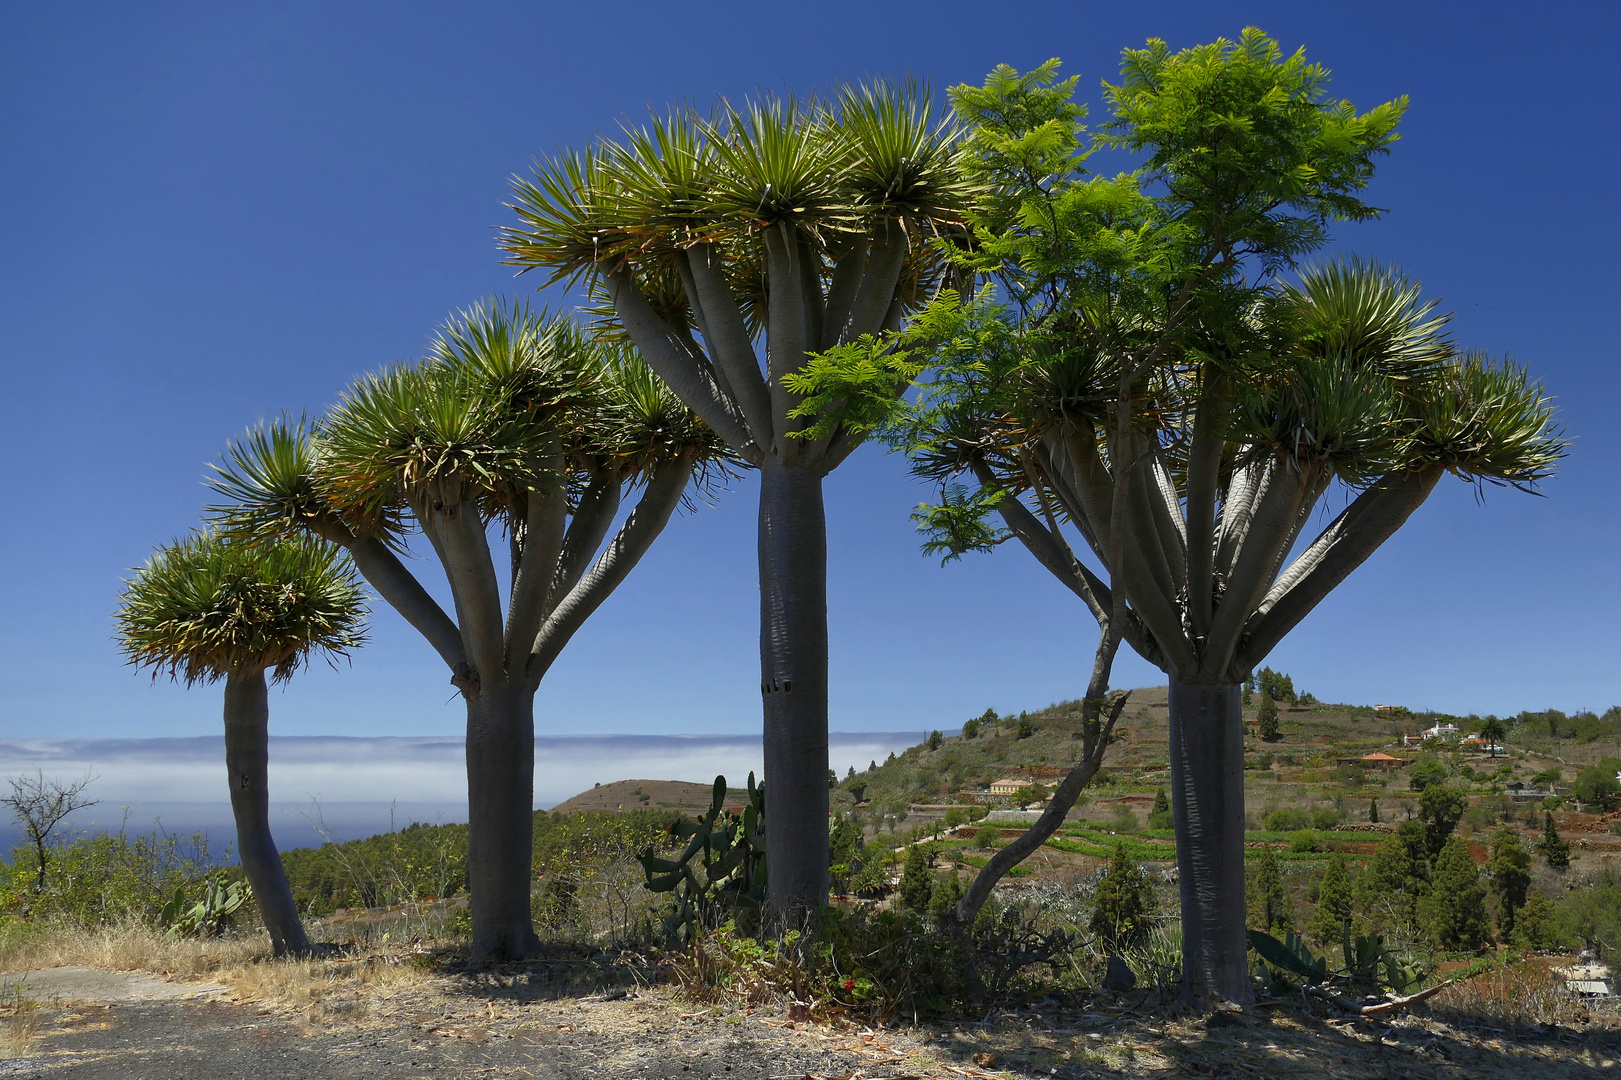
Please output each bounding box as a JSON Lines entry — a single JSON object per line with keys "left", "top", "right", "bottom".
{"left": 1360, "top": 752, "right": 1406, "bottom": 770}
{"left": 988, "top": 775, "right": 1035, "bottom": 796}
{"left": 1421, "top": 722, "right": 1460, "bottom": 740}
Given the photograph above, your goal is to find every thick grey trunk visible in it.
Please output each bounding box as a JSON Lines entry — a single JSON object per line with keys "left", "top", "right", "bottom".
{"left": 464, "top": 682, "right": 540, "bottom": 961}
{"left": 223, "top": 669, "right": 310, "bottom": 958}
{"left": 1167, "top": 679, "right": 1252, "bottom": 1006}
{"left": 758, "top": 460, "right": 829, "bottom": 914}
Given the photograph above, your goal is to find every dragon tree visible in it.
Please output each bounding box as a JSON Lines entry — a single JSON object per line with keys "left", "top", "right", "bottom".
{"left": 209, "top": 303, "right": 730, "bottom": 959}
{"left": 116, "top": 531, "right": 367, "bottom": 957}
{"left": 500, "top": 84, "right": 974, "bottom": 912}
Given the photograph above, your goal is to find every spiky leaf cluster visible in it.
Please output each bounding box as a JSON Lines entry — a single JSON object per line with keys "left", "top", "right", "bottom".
{"left": 116, "top": 532, "right": 366, "bottom": 685}
{"left": 210, "top": 302, "right": 730, "bottom": 542}
{"left": 502, "top": 80, "right": 977, "bottom": 338}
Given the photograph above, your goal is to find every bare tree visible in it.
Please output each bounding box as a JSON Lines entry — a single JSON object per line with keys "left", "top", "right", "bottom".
{"left": 2, "top": 771, "right": 98, "bottom": 894}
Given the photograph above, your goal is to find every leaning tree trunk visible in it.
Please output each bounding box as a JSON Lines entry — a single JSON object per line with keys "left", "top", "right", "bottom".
{"left": 1167, "top": 680, "right": 1252, "bottom": 1005}
{"left": 464, "top": 680, "right": 541, "bottom": 961}
{"left": 223, "top": 668, "right": 311, "bottom": 958}
{"left": 758, "top": 460, "right": 830, "bottom": 915}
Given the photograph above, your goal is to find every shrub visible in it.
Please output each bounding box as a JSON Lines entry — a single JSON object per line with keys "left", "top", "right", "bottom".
{"left": 1147, "top": 789, "right": 1172, "bottom": 831}
{"left": 1264, "top": 807, "right": 1313, "bottom": 832}
{"left": 1572, "top": 757, "right": 1621, "bottom": 810}
{"left": 1311, "top": 806, "right": 1343, "bottom": 830}
{"left": 1016, "top": 717, "right": 1034, "bottom": 739}
{"left": 975, "top": 825, "right": 1000, "bottom": 850}
{"left": 928, "top": 872, "right": 966, "bottom": 923}
{"left": 1288, "top": 830, "right": 1319, "bottom": 854}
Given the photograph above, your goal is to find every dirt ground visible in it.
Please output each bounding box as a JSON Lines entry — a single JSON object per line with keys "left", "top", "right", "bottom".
{"left": 4, "top": 961, "right": 1620, "bottom": 1079}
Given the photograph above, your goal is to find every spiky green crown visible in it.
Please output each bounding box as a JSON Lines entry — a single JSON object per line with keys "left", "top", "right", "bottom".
{"left": 116, "top": 531, "right": 367, "bottom": 685}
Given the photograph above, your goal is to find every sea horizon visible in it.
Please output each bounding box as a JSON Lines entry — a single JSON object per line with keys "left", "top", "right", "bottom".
{"left": 0, "top": 731, "right": 927, "bottom": 856}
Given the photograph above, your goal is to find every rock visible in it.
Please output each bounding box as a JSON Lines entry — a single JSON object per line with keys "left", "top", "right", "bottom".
{"left": 1103, "top": 955, "right": 1137, "bottom": 993}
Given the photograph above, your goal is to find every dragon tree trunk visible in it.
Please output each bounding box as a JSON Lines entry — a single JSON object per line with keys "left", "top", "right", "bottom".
{"left": 464, "top": 681, "right": 541, "bottom": 961}
{"left": 758, "top": 460, "right": 830, "bottom": 915}
{"left": 223, "top": 669, "right": 311, "bottom": 958}
{"left": 1167, "top": 679, "right": 1252, "bottom": 1005}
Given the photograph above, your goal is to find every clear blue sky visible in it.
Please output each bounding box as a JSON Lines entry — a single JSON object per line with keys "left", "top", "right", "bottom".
{"left": 2, "top": 1, "right": 1616, "bottom": 741}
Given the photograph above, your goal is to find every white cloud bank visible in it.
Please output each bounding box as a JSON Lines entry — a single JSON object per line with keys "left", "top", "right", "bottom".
{"left": 0, "top": 731, "right": 924, "bottom": 852}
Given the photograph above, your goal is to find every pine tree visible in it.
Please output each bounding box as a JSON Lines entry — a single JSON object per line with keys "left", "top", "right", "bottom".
{"left": 1422, "top": 836, "right": 1490, "bottom": 950}
{"left": 1540, "top": 811, "right": 1571, "bottom": 870}
{"left": 1152, "top": 789, "right": 1169, "bottom": 815}
{"left": 1485, "top": 826, "right": 1531, "bottom": 938}
{"left": 1368, "top": 797, "right": 1380, "bottom": 824}
{"left": 1247, "top": 847, "right": 1292, "bottom": 935}
{"left": 900, "top": 844, "right": 934, "bottom": 911}
{"left": 1355, "top": 821, "right": 1427, "bottom": 933}
{"left": 1090, "top": 842, "right": 1152, "bottom": 944}
{"left": 1257, "top": 694, "right": 1280, "bottom": 742}
{"left": 1307, "top": 854, "right": 1353, "bottom": 947}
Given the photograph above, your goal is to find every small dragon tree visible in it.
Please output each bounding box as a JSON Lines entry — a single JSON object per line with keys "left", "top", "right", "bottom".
{"left": 208, "top": 302, "right": 731, "bottom": 960}
{"left": 115, "top": 531, "right": 366, "bottom": 957}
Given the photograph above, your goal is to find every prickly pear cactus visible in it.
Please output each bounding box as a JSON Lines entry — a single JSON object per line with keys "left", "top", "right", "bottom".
{"left": 160, "top": 873, "right": 252, "bottom": 939}
{"left": 639, "top": 773, "right": 766, "bottom": 944}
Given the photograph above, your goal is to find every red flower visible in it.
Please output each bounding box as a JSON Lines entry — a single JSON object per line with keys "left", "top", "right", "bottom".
{"left": 842, "top": 978, "right": 855, "bottom": 991}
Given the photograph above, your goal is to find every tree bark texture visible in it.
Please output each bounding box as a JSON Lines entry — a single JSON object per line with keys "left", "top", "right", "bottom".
{"left": 758, "top": 460, "right": 830, "bottom": 913}
{"left": 464, "top": 681, "right": 541, "bottom": 961}
{"left": 223, "top": 669, "right": 311, "bottom": 958}
{"left": 1167, "top": 679, "right": 1251, "bottom": 1005}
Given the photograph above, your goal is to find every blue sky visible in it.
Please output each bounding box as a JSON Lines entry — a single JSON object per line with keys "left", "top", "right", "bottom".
{"left": 2, "top": 1, "right": 1617, "bottom": 743}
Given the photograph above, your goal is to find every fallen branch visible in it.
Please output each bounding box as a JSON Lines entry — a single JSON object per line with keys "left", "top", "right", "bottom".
{"left": 1303, "top": 979, "right": 1452, "bottom": 1016}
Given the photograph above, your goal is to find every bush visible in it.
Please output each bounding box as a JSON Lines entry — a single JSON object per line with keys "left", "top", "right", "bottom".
{"left": 1264, "top": 807, "right": 1313, "bottom": 832}
{"left": 1572, "top": 757, "right": 1621, "bottom": 810}
{"left": 1288, "top": 830, "right": 1319, "bottom": 853}
{"left": 975, "top": 825, "right": 1000, "bottom": 850}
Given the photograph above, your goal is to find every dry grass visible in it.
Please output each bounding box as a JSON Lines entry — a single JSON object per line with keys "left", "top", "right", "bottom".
{"left": 0, "top": 918, "right": 262, "bottom": 978}
{"left": 1428, "top": 957, "right": 1613, "bottom": 1029}
{"left": 0, "top": 984, "right": 41, "bottom": 1059}
{"left": 0, "top": 917, "right": 438, "bottom": 1027}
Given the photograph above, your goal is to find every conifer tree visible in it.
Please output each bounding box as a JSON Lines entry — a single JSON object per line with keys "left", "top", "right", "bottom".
{"left": 900, "top": 844, "right": 934, "bottom": 911}
{"left": 1355, "top": 820, "right": 1427, "bottom": 933}
{"left": 1257, "top": 694, "right": 1281, "bottom": 742}
{"left": 1486, "top": 825, "right": 1531, "bottom": 938}
{"left": 1307, "top": 853, "right": 1353, "bottom": 947}
{"left": 1248, "top": 847, "right": 1292, "bottom": 934}
{"left": 1091, "top": 842, "right": 1152, "bottom": 944}
{"left": 1368, "top": 797, "right": 1380, "bottom": 824}
{"left": 1540, "top": 811, "right": 1571, "bottom": 870}
{"left": 1422, "top": 836, "right": 1490, "bottom": 950}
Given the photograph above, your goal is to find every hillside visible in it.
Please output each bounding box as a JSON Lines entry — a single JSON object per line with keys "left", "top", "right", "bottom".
{"left": 550, "top": 778, "right": 748, "bottom": 816}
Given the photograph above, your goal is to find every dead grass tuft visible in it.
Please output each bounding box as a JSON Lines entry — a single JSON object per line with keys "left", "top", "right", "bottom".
{"left": 0, "top": 984, "right": 41, "bottom": 1059}
{"left": 0, "top": 918, "right": 262, "bottom": 978}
